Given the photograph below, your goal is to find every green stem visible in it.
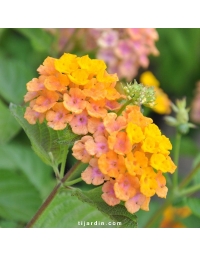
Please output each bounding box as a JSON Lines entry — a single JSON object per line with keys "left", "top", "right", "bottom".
{"left": 144, "top": 199, "right": 172, "bottom": 228}
{"left": 26, "top": 182, "right": 61, "bottom": 228}
{"left": 173, "top": 131, "right": 181, "bottom": 188}
{"left": 165, "top": 173, "right": 172, "bottom": 187}
{"left": 62, "top": 160, "right": 82, "bottom": 182}
{"left": 116, "top": 99, "right": 132, "bottom": 116}
{"left": 26, "top": 161, "right": 82, "bottom": 228}
{"left": 52, "top": 165, "right": 60, "bottom": 180}
{"left": 178, "top": 183, "right": 200, "bottom": 198}
{"left": 64, "top": 177, "right": 82, "bottom": 186}
{"left": 60, "top": 147, "right": 69, "bottom": 179}
{"left": 179, "top": 162, "right": 200, "bottom": 189}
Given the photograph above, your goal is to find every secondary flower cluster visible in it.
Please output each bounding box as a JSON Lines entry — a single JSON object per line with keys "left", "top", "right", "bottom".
{"left": 75, "top": 104, "right": 176, "bottom": 214}
{"left": 93, "top": 28, "right": 159, "bottom": 81}
{"left": 24, "top": 53, "right": 176, "bottom": 214}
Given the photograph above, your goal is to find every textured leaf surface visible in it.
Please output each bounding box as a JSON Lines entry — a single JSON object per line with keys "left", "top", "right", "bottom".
{"left": 73, "top": 186, "right": 137, "bottom": 228}
{"left": 33, "top": 186, "right": 137, "bottom": 228}
{"left": 10, "top": 104, "right": 79, "bottom": 167}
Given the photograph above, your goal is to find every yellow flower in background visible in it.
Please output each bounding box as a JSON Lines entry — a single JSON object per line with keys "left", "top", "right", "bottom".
{"left": 160, "top": 206, "right": 192, "bottom": 228}
{"left": 140, "top": 71, "right": 160, "bottom": 87}
{"left": 140, "top": 71, "right": 171, "bottom": 114}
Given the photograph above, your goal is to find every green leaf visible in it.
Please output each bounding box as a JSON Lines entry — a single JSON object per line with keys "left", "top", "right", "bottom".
{"left": 14, "top": 28, "right": 54, "bottom": 53}
{"left": 186, "top": 198, "right": 200, "bottom": 218}
{"left": 10, "top": 104, "right": 79, "bottom": 167}
{"left": 33, "top": 187, "right": 137, "bottom": 228}
{"left": 0, "top": 100, "right": 21, "bottom": 144}
{"left": 0, "top": 142, "right": 55, "bottom": 199}
{"left": 0, "top": 169, "right": 42, "bottom": 223}
{"left": 73, "top": 186, "right": 137, "bottom": 227}
{"left": 0, "top": 56, "right": 34, "bottom": 104}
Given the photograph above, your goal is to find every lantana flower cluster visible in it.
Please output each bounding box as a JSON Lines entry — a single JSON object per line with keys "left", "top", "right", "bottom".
{"left": 76, "top": 105, "right": 176, "bottom": 214}
{"left": 92, "top": 28, "right": 159, "bottom": 81}
{"left": 24, "top": 53, "right": 122, "bottom": 131}
{"left": 24, "top": 53, "right": 176, "bottom": 214}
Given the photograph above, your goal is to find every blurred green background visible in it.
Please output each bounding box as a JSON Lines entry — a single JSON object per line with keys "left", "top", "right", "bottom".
{"left": 0, "top": 28, "right": 200, "bottom": 228}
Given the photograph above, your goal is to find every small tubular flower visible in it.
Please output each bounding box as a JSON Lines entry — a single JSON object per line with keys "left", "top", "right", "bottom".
{"left": 63, "top": 88, "right": 86, "bottom": 114}
{"left": 72, "top": 136, "right": 93, "bottom": 163}
{"left": 81, "top": 158, "right": 108, "bottom": 185}
{"left": 101, "top": 180, "right": 121, "bottom": 206}
{"left": 103, "top": 113, "right": 126, "bottom": 134}
{"left": 98, "top": 151, "right": 126, "bottom": 178}
{"left": 46, "top": 102, "right": 72, "bottom": 130}
{"left": 114, "top": 173, "right": 140, "bottom": 201}
{"left": 108, "top": 131, "right": 132, "bottom": 155}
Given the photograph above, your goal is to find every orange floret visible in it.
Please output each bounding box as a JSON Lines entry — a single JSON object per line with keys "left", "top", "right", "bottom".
{"left": 125, "top": 193, "right": 146, "bottom": 214}
{"left": 24, "top": 91, "right": 40, "bottom": 102}
{"left": 87, "top": 117, "right": 108, "bottom": 136}
{"left": 101, "top": 179, "right": 120, "bottom": 206}
{"left": 81, "top": 158, "right": 108, "bottom": 185}
{"left": 69, "top": 110, "right": 90, "bottom": 135}
{"left": 26, "top": 76, "right": 46, "bottom": 92}
{"left": 103, "top": 113, "right": 126, "bottom": 134}
{"left": 98, "top": 151, "right": 126, "bottom": 178}
{"left": 85, "top": 134, "right": 108, "bottom": 157}
{"left": 83, "top": 82, "right": 105, "bottom": 100}
{"left": 155, "top": 171, "right": 168, "bottom": 198}
{"left": 63, "top": 88, "right": 86, "bottom": 114}
{"left": 123, "top": 105, "right": 153, "bottom": 129}
{"left": 24, "top": 105, "right": 45, "bottom": 125}
{"left": 44, "top": 73, "right": 69, "bottom": 91}
{"left": 37, "top": 56, "right": 58, "bottom": 76}
{"left": 46, "top": 102, "right": 72, "bottom": 130}
{"left": 114, "top": 173, "right": 140, "bottom": 201}
{"left": 32, "top": 90, "right": 59, "bottom": 113}
{"left": 125, "top": 151, "right": 148, "bottom": 176}
{"left": 86, "top": 99, "right": 107, "bottom": 118}
{"left": 108, "top": 131, "right": 132, "bottom": 155}
{"left": 72, "top": 136, "right": 93, "bottom": 163}
{"left": 105, "top": 99, "right": 121, "bottom": 110}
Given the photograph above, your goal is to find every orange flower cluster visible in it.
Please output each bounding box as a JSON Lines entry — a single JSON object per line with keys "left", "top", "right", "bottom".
{"left": 74, "top": 104, "right": 176, "bottom": 214}
{"left": 24, "top": 53, "right": 176, "bottom": 214}
{"left": 24, "top": 53, "right": 122, "bottom": 132}
{"left": 160, "top": 206, "right": 191, "bottom": 228}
